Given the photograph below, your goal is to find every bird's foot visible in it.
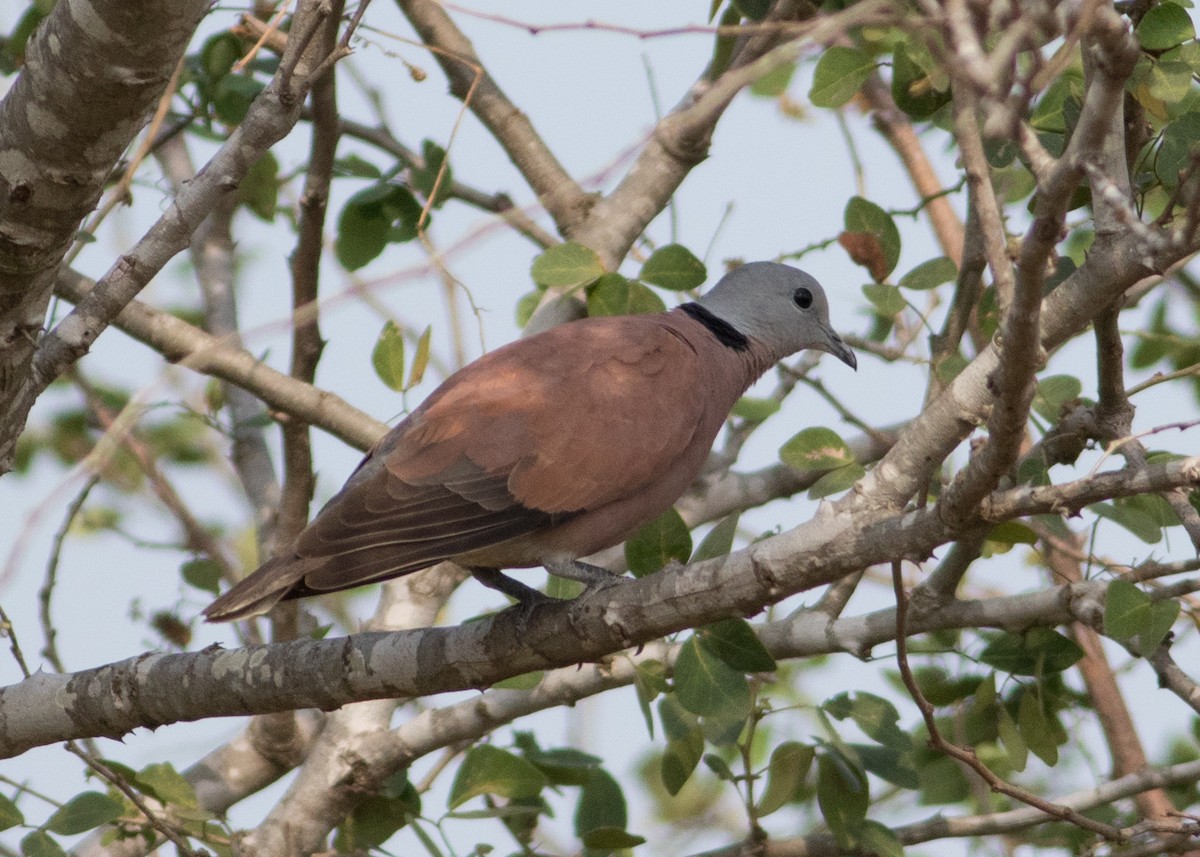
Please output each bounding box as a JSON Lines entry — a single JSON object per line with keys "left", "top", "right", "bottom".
{"left": 544, "top": 558, "right": 624, "bottom": 588}
{"left": 469, "top": 567, "right": 553, "bottom": 606}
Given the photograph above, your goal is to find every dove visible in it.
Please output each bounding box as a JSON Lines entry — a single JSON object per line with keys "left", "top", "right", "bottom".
{"left": 204, "top": 262, "right": 855, "bottom": 621}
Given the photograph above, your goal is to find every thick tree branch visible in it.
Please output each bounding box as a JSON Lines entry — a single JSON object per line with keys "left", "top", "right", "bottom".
{"left": 572, "top": 0, "right": 893, "bottom": 271}
{"left": 0, "top": 455, "right": 1194, "bottom": 758}
{"left": 0, "top": 0, "right": 346, "bottom": 478}
{"left": 0, "top": 0, "right": 211, "bottom": 473}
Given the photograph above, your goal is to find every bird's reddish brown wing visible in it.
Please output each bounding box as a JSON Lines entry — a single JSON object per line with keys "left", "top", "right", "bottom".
{"left": 385, "top": 313, "right": 709, "bottom": 513}
{"left": 277, "top": 314, "right": 708, "bottom": 595}
{"left": 287, "top": 457, "right": 567, "bottom": 592}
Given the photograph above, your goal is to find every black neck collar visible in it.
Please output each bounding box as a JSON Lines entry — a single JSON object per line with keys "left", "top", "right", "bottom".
{"left": 680, "top": 303, "right": 750, "bottom": 352}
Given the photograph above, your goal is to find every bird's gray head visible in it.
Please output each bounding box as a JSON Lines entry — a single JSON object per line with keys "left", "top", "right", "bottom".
{"left": 696, "top": 262, "right": 856, "bottom": 369}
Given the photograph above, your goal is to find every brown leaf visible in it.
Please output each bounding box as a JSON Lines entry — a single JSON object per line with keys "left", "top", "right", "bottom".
{"left": 838, "top": 231, "right": 888, "bottom": 282}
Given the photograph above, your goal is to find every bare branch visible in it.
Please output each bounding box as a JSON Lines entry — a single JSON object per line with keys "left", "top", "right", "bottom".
{"left": 52, "top": 269, "right": 385, "bottom": 451}
{"left": 396, "top": 0, "right": 591, "bottom": 235}
{"left": 1, "top": 454, "right": 1194, "bottom": 758}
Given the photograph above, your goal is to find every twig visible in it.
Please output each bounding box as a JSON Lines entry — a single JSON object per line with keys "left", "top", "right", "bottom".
{"left": 891, "top": 560, "right": 1126, "bottom": 841}
{"left": 39, "top": 475, "right": 99, "bottom": 674}
{"left": 397, "top": 0, "right": 590, "bottom": 235}
{"left": 0, "top": 602, "right": 31, "bottom": 679}
{"left": 234, "top": 0, "right": 293, "bottom": 72}
{"left": 64, "top": 742, "right": 202, "bottom": 857}
{"left": 1148, "top": 641, "right": 1200, "bottom": 716}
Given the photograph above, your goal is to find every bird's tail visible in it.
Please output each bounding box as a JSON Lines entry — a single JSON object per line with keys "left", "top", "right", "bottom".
{"left": 203, "top": 555, "right": 315, "bottom": 622}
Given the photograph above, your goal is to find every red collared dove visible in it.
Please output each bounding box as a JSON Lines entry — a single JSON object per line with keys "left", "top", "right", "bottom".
{"left": 204, "top": 262, "right": 855, "bottom": 621}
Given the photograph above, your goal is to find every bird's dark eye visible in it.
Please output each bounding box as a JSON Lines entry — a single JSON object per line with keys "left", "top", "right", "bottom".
{"left": 793, "top": 287, "right": 813, "bottom": 309}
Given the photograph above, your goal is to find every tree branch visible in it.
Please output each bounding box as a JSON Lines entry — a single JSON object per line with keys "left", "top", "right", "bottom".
{"left": 0, "top": 455, "right": 1194, "bottom": 758}
{"left": 52, "top": 269, "right": 386, "bottom": 451}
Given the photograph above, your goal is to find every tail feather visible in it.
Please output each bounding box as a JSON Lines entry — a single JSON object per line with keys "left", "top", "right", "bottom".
{"left": 203, "top": 555, "right": 316, "bottom": 623}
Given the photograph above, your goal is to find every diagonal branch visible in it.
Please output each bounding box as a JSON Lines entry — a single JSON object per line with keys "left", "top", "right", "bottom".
{"left": 52, "top": 269, "right": 386, "bottom": 451}
{"left": 0, "top": 0, "right": 212, "bottom": 473}
{"left": 0, "top": 454, "right": 1194, "bottom": 759}
{"left": 1, "top": 0, "right": 352, "bottom": 479}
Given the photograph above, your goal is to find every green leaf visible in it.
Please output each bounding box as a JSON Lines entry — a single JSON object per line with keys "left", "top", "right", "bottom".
{"left": 525, "top": 747, "right": 601, "bottom": 786}
{"left": 658, "top": 694, "right": 698, "bottom": 742}
{"left": 372, "top": 320, "right": 406, "bottom": 392}
{"left": 333, "top": 154, "right": 383, "bottom": 179}
{"left": 862, "top": 283, "right": 906, "bottom": 317}
{"left": 1138, "top": 3, "right": 1196, "bottom": 50}
{"left": 181, "top": 557, "right": 222, "bottom": 595}
{"left": 808, "top": 463, "right": 865, "bottom": 499}
{"left": 1093, "top": 501, "right": 1163, "bottom": 544}
{"left": 575, "top": 769, "right": 627, "bottom": 837}
{"left": 581, "top": 827, "right": 646, "bottom": 849}
{"left": 20, "top": 831, "right": 66, "bottom": 857}
{"left": 1155, "top": 113, "right": 1200, "bottom": 188}
{"left": 899, "top": 256, "right": 957, "bottom": 290}
{"left": 633, "top": 660, "right": 668, "bottom": 738}
{"left": 859, "top": 819, "right": 905, "bottom": 857}
{"left": 625, "top": 507, "right": 691, "bottom": 577}
{"left": 731, "top": 396, "right": 781, "bottom": 421}
{"left": 979, "top": 628, "right": 1084, "bottom": 676}
{"left": 986, "top": 520, "right": 1038, "bottom": 546}
{"left": 135, "top": 762, "right": 197, "bottom": 808}
{"left": 640, "top": 244, "right": 707, "bottom": 291}
{"left": 212, "top": 74, "right": 263, "bottom": 124}
{"left": 816, "top": 749, "right": 869, "bottom": 849}
{"left": 238, "top": 151, "right": 279, "bottom": 221}
{"left": 809, "top": 46, "right": 874, "bottom": 108}
{"left": 824, "top": 691, "right": 911, "bottom": 750}
{"left": 1139, "top": 598, "right": 1180, "bottom": 652}
{"left": 407, "top": 325, "right": 433, "bottom": 390}
{"left": 997, "top": 702, "right": 1028, "bottom": 772}
{"left": 493, "top": 671, "right": 544, "bottom": 690}
{"left": 447, "top": 745, "right": 548, "bottom": 809}
{"left": 756, "top": 741, "right": 814, "bottom": 817}
{"left": 515, "top": 290, "right": 541, "bottom": 327}
{"left": 911, "top": 666, "right": 983, "bottom": 706}
{"left": 691, "top": 512, "right": 740, "bottom": 563}
{"left": 709, "top": 5, "right": 740, "bottom": 80}
{"left": 335, "top": 185, "right": 407, "bottom": 270}
{"left": 531, "top": 242, "right": 606, "bottom": 288}
{"left": 780, "top": 426, "right": 855, "bottom": 470}
{"left": 1018, "top": 690, "right": 1059, "bottom": 766}
{"left": 409, "top": 139, "right": 453, "bottom": 208}
{"left": 1148, "top": 58, "right": 1194, "bottom": 103}
{"left": 704, "top": 753, "right": 737, "bottom": 781}
{"left": 851, "top": 742, "right": 919, "bottom": 789}
{"left": 587, "top": 274, "right": 666, "bottom": 316}
{"left": 891, "top": 42, "right": 950, "bottom": 119}
{"left": 673, "top": 635, "right": 751, "bottom": 718}
{"left": 337, "top": 792, "right": 416, "bottom": 850}
{"left": 1104, "top": 579, "right": 1152, "bottom": 640}
{"left": 200, "top": 32, "right": 241, "bottom": 81}
{"left": 45, "top": 791, "right": 123, "bottom": 835}
{"left": 751, "top": 61, "right": 796, "bottom": 97}
{"left": 0, "top": 793, "right": 23, "bottom": 831}
{"left": 844, "top": 196, "right": 901, "bottom": 279}
{"left": 698, "top": 617, "right": 776, "bottom": 672}
{"left": 934, "top": 352, "right": 969, "bottom": 385}
{"left": 1032, "top": 375, "right": 1082, "bottom": 421}
{"left": 660, "top": 727, "right": 704, "bottom": 795}
{"left": 733, "top": 0, "right": 771, "bottom": 20}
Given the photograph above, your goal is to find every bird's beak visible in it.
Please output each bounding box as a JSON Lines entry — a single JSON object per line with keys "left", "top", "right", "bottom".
{"left": 821, "top": 327, "right": 857, "bottom": 370}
